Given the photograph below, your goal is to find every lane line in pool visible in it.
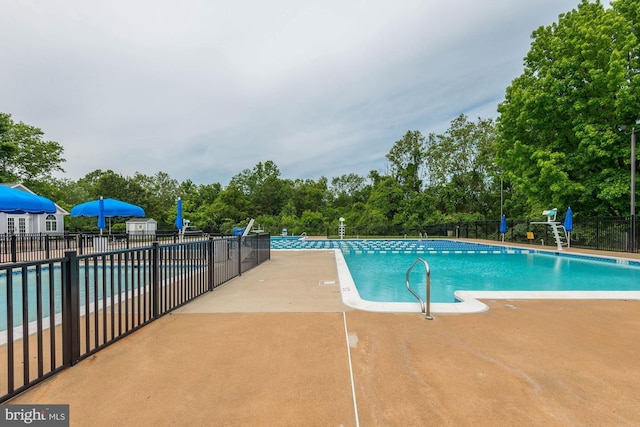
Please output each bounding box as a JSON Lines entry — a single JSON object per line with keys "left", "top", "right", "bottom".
{"left": 342, "top": 311, "right": 360, "bottom": 427}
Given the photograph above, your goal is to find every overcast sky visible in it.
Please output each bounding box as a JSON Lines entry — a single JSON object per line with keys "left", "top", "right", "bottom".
{"left": 1, "top": 0, "right": 580, "bottom": 186}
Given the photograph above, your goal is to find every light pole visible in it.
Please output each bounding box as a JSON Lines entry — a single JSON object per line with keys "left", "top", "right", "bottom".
{"left": 633, "top": 123, "right": 638, "bottom": 252}
{"left": 500, "top": 177, "right": 504, "bottom": 218}
{"left": 632, "top": 125, "right": 636, "bottom": 220}
{"left": 621, "top": 120, "right": 640, "bottom": 252}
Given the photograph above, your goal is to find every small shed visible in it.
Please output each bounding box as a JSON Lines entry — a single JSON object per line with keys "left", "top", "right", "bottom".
{"left": 126, "top": 218, "right": 157, "bottom": 236}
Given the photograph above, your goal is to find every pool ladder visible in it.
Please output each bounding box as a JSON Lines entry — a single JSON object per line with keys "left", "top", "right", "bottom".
{"left": 406, "top": 257, "right": 434, "bottom": 320}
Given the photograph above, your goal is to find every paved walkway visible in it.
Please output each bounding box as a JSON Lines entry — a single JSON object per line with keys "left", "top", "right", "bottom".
{"left": 7, "top": 250, "right": 640, "bottom": 426}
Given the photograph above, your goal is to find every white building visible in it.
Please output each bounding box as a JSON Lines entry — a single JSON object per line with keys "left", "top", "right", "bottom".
{"left": 0, "top": 183, "right": 68, "bottom": 235}
{"left": 126, "top": 218, "right": 157, "bottom": 236}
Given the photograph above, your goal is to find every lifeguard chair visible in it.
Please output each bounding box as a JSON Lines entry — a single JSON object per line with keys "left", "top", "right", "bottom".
{"left": 531, "top": 208, "right": 567, "bottom": 250}
{"left": 542, "top": 208, "right": 557, "bottom": 222}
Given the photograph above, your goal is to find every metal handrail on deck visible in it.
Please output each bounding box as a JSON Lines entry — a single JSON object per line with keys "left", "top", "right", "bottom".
{"left": 405, "top": 257, "right": 433, "bottom": 320}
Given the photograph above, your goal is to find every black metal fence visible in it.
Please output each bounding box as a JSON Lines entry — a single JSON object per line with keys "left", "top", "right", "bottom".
{"left": 0, "top": 231, "right": 209, "bottom": 264}
{"left": 0, "top": 233, "right": 270, "bottom": 403}
{"left": 328, "top": 216, "right": 639, "bottom": 253}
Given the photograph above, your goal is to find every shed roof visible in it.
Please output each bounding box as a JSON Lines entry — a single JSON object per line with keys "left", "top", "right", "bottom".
{"left": 126, "top": 218, "right": 157, "bottom": 224}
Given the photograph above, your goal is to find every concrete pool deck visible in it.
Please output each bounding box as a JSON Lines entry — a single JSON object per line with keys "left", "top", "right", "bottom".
{"left": 7, "top": 247, "right": 640, "bottom": 426}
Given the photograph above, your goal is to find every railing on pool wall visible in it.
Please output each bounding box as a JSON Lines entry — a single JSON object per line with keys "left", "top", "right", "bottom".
{"left": 405, "top": 257, "right": 433, "bottom": 320}
{"left": 0, "top": 233, "right": 271, "bottom": 403}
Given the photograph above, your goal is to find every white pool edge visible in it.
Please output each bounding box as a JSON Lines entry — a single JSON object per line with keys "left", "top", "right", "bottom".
{"left": 333, "top": 249, "right": 640, "bottom": 314}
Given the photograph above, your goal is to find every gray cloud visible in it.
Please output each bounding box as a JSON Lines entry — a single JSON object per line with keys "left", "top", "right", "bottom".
{"left": 0, "top": 0, "right": 580, "bottom": 185}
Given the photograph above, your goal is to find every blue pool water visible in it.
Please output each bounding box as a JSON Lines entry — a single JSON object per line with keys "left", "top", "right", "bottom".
{"left": 343, "top": 251, "right": 640, "bottom": 303}
{"left": 271, "top": 239, "right": 640, "bottom": 303}
{"left": 0, "top": 265, "right": 150, "bottom": 332}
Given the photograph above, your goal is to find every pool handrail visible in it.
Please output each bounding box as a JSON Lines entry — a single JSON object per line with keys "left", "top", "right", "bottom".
{"left": 405, "top": 257, "right": 434, "bottom": 320}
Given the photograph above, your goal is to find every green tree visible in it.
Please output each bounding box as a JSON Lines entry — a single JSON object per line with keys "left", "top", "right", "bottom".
{"left": 212, "top": 181, "right": 251, "bottom": 226}
{"left": 386, "top": 130, "right": 426, "bottom": 194}
{"left": 367, "top": 176, "right": 404, "bottom": 223}
{"left": 0, "top": 113, "right": 65, "bottom": 186}
{"left": 496, "top": 0, "right": 640, "bottom": 216}
{"left": 298, "top": 210, "right": 326, "bottom": 234}
{"left": 230, "top": 160, "right": 286, "bottom": 216}
{"left": 0, "top": 113, "right": 18, "bottom": 181}
{"left": 76, "top": 169, "right": 131, "bottom": 199}
{"left": 277, "top": 200, "right": 299, "bottom": 234}
{"left": 289, "top": 177, "right": 329, "bottom": 215}
{"left": 426, "top": 115, "right": 498, "bottom": 217}
{"left": 329, "top": 173, "right": 369, "bottom": 208}
{"left": 179, "top": 181, "right": 222, "bottom": 232}
{"left": 391, "top": 191, "right": 437, "bottom": 228}
{"left": 129, "top": 172, "right": 179, "bottom": 226}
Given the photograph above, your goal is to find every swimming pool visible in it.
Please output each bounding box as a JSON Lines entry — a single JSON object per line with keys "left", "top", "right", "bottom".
{"left": 344, "top": 251, "right": 640, "bottom": 302}
{"left": 271, "top": 235, "right": 307, "bottom": 241}
{"left": 272, "top": 238, "right": 640, "bottom": 313}
{"left": 0, "top": 265, "right": 150, "bottom": 333}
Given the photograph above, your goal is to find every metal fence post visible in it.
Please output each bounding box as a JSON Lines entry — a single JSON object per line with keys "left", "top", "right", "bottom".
{"left": 253, "top": 235, "right": 258, "bottom": 266}
{"left": 633, "top": 215, "right": 638, "bottom": 252}
{"left": 208, "top": 237, "right": 215, "bottom": 291}
{"left": 151, "top": 242, "right": 160, "bottom": 318}
{"left": 62, "top": 251, "right": 80, "bottom": 366}
{"left": 267, "top": 233, "right": 271, "bottom": 261}
{"left": 237, "top": 236, "right": 242, "bottom": 275}
{"left": 632, "top": 215, "right": 637, "bottom": 253}
{"left": 11, "top": 234, "right": 17, "bottom": 263}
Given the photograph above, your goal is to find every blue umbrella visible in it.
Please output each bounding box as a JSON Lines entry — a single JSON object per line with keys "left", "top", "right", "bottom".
{"left": 71, "top": 197, "right": 144, "bottom": 235}
{"left": 563, "top": 207, "right": 573, "bottom": 232}
{"left": 564, "top": 207, "right": 573, "bottom": 247}
{"left": 71, "top": 198, "right": 145, "bottom": 218}
{"left": 499, "top": 215, "right": 508, "bottom": 233}
{"left": 175, "top": 198, "right": 183, "bottom": 231}
{"left": 97, "top": 197, "right": 107, "bottom": 233}
{"left": 499, "top": 215, "right": 508, "bottom": 242}
{"left": 0, "top": 185, "right": 57, "bottom": 214}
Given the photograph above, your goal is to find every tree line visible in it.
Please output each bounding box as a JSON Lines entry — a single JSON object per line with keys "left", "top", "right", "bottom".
{"left": 1, "top": 0, "right": 638, "bottom": 235}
